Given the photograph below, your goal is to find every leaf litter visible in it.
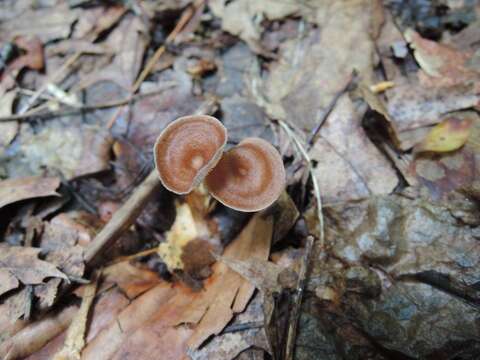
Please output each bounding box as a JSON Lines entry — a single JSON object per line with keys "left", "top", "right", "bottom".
{"left": 1, "top": 0, "right": 480, "bottom": 359}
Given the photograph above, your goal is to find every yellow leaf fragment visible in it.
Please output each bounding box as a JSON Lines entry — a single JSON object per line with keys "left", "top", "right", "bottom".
{"left": 414, "top": 117, "right": 473, "bottom": 154}
{"left": 369, "top": 81, "right": 395, "bottom": 93}
{"left": 52, "top": 277, "right": 98, "bottom": 360}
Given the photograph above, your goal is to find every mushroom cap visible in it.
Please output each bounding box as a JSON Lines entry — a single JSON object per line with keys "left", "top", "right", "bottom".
{"left": 154, "top": 115, "right": 227, "bottom": 194}
{"left": 205, "top": 137, "right": 286, "bottom": 212}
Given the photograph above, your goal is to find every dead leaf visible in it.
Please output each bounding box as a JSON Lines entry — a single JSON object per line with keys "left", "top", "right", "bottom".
{"left": 72, "top": 5, "right": 127, "bottom": 41}
{"left": 385, "top": 81, "right": 480, "bottom": 150}
{"left": 309, "top": 94, "right": 398, "bottom": 204}
{"left": 184, "top": 214, "right": 273, "bottom": 350}
{"left": 0, "top": 5, "right": 78, "bottom": 44}
{"left": 414, "top": 117, "right": 473, "bottom": 153}
{"left": 188, "top": 293, "right": 269, "bottom": 360}
{"left": 0, "top": 305, "right": 78, "bottom": 360}
{"left": 87, "top": 14, "right": 149, "bottom": 89}
{"left": 0, "top": 245, "right": 68, "bottom": 297}
{"left": 5, "top": 36, "right": 44, "bottom": 73}
{"left": 405, "top": 28, "right": 480, "bottom": 87}
{"left": 103, "top": 262, "right": 162, "bottom": 299}
{"left": 0, "top": 176, "right": 60, "bottom": 209}
{"left": 3, "top": 286, "right": 32, "bottom": 322}
{"left": 53, "top": 276, "right": 98, "bottom": 360}
{"left": 210, "top": 0, "right": 300, "bottom": 53}
{"left": 9, "top": 123, "right": 112, "bottom": 180}
{"left": 81, "top": 214, "right": 273, "bottom": 359}
{"left": 260, "top": 0, "right": 377, "bottom": 131}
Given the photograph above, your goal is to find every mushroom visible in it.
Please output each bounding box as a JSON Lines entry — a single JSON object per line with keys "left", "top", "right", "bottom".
{"left": 154, "top": 115, "right": 227, "bottom": 194}
{"left": 205, "top": 137, "right": 286, "bottom": 212}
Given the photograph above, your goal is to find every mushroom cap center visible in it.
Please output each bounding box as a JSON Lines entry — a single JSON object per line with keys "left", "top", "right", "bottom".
{"left": 190, "top": 155, "right": 205, "bottom": 170}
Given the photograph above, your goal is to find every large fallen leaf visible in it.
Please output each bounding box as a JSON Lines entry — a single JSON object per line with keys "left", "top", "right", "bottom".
{"left": 309, "top": 94, "right": 398, "bottom": 203}
{"left": 0, "top": 176, "right": 60, "bottom": 209}
{"left": 81, "top": 214, "right": 273, "bottom": 359}
{"left": 414, "top": 117, "right": 473, "bottom": 153}
{"left": 260, "top": 0, "right": 377, "bottom": 131}
{"left": 0, "top": 245, "right": 68, "bottom": 297}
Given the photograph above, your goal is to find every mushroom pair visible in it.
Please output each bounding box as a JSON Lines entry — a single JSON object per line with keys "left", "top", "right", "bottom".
{"left": 154, "top": 115, "right": 286, "bottom": 212}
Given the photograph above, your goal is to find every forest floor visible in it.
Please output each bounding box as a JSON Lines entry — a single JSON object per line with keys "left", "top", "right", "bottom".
{"left": 1, "top": 0, "right": 480, "bottom": 359}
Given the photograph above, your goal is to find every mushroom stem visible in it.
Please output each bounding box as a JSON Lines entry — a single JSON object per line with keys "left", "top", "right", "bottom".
{"left": 84, "top": 170, "right": 161, "bottom": 265}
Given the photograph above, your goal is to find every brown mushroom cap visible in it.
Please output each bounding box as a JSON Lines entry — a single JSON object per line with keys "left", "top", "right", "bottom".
{"left": 154, "top": 115, "right": 227, "bottom": 194}
{"left": 205, "top": 137, "right": 286, "bottom": 212}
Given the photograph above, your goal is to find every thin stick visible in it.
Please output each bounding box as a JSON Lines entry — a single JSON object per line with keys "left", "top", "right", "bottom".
{"left": 105, "top": 0, "right": 203, "bottom": 129}
{"left": 18, "top": 52, "right": 82, "bottom": 114}
{"left": 307, "top": 71, "right": 355, "bottom": 149}
{"left": 0, "top": 85, "right": 175, "bottom": 123}
{"left": 132, "top": 0, "right": 203, "bottom": 93}
{"left": 276, "top": 119, "right": 324, "bottom": 360}
{"left": 84, "top": 170, "right": 161, "bottom": 265}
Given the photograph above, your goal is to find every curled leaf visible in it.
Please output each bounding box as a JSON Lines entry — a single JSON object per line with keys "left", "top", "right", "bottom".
{"left": 414, "top": 117, "right": 473, "bottom": 154}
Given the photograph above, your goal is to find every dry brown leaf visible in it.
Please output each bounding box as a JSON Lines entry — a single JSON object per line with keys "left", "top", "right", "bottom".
{"left": 0, "top": 245, "right": 68, "bottom": 297}
{"left": 103, "top": 262, "right": 162, "bottom": 299}
{"left": 210, "top": 0, "right": 299, "bottom": 52}
{"left": 309, "top": 94, "right": 398, "bottom": 204}
{"left": 405, "top": 28, "right": 480, "bottom": 86}
{"left": 81, "top": 214, "right": 273, "bottom": 359}
{"left": 12, "top": 123, "right": 112, "bottom": 180}
{"left": 261, "top": 0, "right": 377, "bottom": 131}
{"left": 6, "top": 36, "right": 44, "bottom": 73}
{"left": 0, "top": 176, "right": 60, "bottom": 209}
{"left": 52, "top": 277, "right": 98, "bottom": 360}
{"left": 0, "top": 4, "right": 78, "bottom": 43}
{"left": 184, "top": 214, "right": 273, "bottom": 350}
{"left": 189, "top": 293, "right": 269, "bottom": 360}
{"left": 0, "top": 306, "right": 77, "bottom": 360}
{"left": 72, "top": 5, "right": 126, "bottom": 41}
{"left": 81, "top": 282, "right": 181, "bottom": 360}
{"left": 85, "top": 14, "right": 149, "bottom": 88}
{"left": 385, "top": 81, "right": 479, "bottom": 150}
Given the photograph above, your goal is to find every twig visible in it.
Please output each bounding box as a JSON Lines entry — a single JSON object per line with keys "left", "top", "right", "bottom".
{"left": 276, "top": 120, "right": 324, "bottom": 360}
{"left": 84, "top": 170, "right": 161, "bottom": 265}
{"left": 307, "top": 71, "right": 356, "bottom": 149}
{"left": 18, "top": 52, "right": 83, "bottom": 114}
{"left": 285, "top": 235, "right": 314, "bottom": 360}
{"left": 106, "top": 0, "right": 204, "bottom": 129}
{"left": 0, "top": 85, "right": 175, "bottom": 123}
